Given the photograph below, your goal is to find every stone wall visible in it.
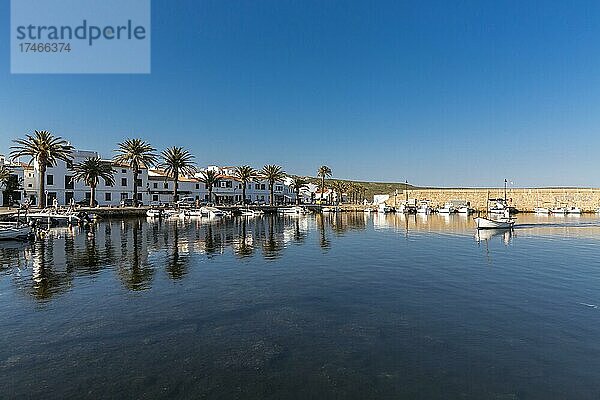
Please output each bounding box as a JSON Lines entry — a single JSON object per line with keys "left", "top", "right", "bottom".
{"left": 389, "top": 188, "right": 600, "bottom": 212}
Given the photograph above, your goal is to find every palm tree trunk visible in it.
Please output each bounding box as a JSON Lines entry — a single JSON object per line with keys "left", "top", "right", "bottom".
{"left": 296, "top": 188, "right": 300, "bottom": 205}
{"left": 173, "top": 173, "right": 179, "bottom": 202}
{"left": 38, "top": 163, "right": 46, "bottom": 208}
{"left": 133, "top": 169, "right": 139, "bottom": 207}
{"left": 242, "top": 182, "right": 246, "bottom": 205}
{"left": 321, "top": 176, "right": 325, "bottom": 203}
{"left": 270, "top": 183, "right": 274, "bottom": 206}
{"left": 90, "top": 185, "right": 96, "bottom": 207}
{"left": 209, "top": 187, "right": 213, "bottom": 203}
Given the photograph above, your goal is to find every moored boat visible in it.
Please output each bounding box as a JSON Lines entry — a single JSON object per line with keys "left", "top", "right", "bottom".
{"left": 533, "top": 207, "right": 550, "bottom": 214}
{"left": 0, "top": 222, "right": 33, "bottom": 240}
{"left": 474, "top": 216, "right": 515, "bottom": 230}
{"left": 146, "top": 208, "right": 162, "bottom": 218}
{"left": 377, "top": 204, "right": 393, "bottom": 213}
{"left": 278, "top": 206, "right": 310, "bottom": 215}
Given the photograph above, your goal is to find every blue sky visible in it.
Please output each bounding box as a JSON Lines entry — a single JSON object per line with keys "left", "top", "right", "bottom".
{"left": 1, "top": 0, "right": 600, "bottom": 187}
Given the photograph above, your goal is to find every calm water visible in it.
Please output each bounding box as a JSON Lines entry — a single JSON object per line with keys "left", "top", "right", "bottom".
{"left": 2, "top": 213, "right": 600, "bottom": 399}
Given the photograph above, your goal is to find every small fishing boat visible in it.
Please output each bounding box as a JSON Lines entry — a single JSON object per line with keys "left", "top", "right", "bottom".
{"left": 457, "top": 205, "right": 474, "bottom": 214}
{"left": 437, "top": 203, "right": 456, "bottom": 214}
{"left": 533, "top": 207, "right": 550, "bottom": 214}
{"left": 146, "top": 209, "right": 162, "bottom": 218}
{"left": 416, "top": 201, "right": 432, "bottom": 214}
{"left": 187, "top": 209, "right": 204, "bottom": 217}
{"left": 0, "top": 222, "right": 33, "bottom": 240}
{"left": 377, "top": 204, "right": 394, "bottom": 213}
{"left": 567, "top": 206, "right": 581, "bottom": 214}
{"left": 550, "top": 207, "right": 567, "bottom": 214}
{"left": 474, "top": 216, "right": 515, "bottom": 230}
{"left": 201, "top": 206, "right": 225, "bottom": 218}
{"left": 279, "top": 206, "right": 310, "bottom": 215}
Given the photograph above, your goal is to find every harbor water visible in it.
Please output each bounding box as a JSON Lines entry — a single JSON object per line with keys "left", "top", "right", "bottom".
{"left": 2, "top": 213, "right": 600, "bottom": 399}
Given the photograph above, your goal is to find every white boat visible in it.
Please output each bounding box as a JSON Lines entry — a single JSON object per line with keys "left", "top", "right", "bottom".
{"left": 474, "top": 217, "right": 515, "bottom": 230}
{"left": 200, "top": 206, "right": 225, "bottom": 218}
{"left": 437, "top": 203, "right": 456, "bottom": 214}
{"left": 240, "top": 208, "right": 263, "bottom": 217}
{"left": 322, "top": 207, "right": 332, "bottom": 213}
{"left": 457, "top": 206, "right": 474, "bottom": 214}
{"left": 278, "top": 206, "right": 310, "bottom": 215}
{"left": 550, "top": 207, "right": 567, "bottom": 214}
{"left": 363, "top": 207, "right": 373, "bottom": 213}
{"left": 377, "top": 204, "right": 393, "bottom": 213}
{"left": 187, "top": 209, "right": 204, "bottom": 217}
{"left": 533, "top": 207, "right": 550, "bottom": 214}
{"left": 0, "top": 222, "right": 33, "bottom": 240}
{"left": 146, "top": 209, "right": 162, "bottom": 218}
{"left": 27, "top": 208, "right": 81, "bottom": 223}
{"left": 567, "top": 206, "right": 581, "bottom": 214}
{"left": 416, "top": 201, "right": 432, "bottom": 214}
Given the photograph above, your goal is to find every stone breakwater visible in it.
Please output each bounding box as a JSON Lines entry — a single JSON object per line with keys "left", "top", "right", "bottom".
{"left": 391, "top": 188, "right": 600, "bottom": 213}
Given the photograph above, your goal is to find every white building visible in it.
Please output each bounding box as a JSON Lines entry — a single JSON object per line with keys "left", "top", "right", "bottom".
{"left": 3, "top": 149, "right": 297, "bottom": 207}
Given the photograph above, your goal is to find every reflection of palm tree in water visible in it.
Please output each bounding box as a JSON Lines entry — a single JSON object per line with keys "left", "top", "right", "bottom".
{"left": 293, "top": 218, "right": 306, "bottom": 243}
{"left": 234, "top": 218, "right": 254, "bottom": 258}
{"left": 316, "top": 214, "right": 330, "bottom": 250}
{"left": 118, "top": 220, "right": 154, "bottom": 291}
{"left": 28, "top": 238, "right": 72, "bottom": 301}
{"left": 262, "top": 215, "right": 283, "bottom": 259}
{"left": 166, "top": 224, "right": 188, "bottom": 279}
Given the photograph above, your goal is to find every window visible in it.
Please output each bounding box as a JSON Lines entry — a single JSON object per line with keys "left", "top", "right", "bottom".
{"left": 153, "top": 183, "right": 158, "bottom": 189}
{"left": 152, "top": 194, "right": 159, "bottom": 202}
{"left": 28, "top": 183, "right": 32, "bottom": 188}
{"left": 220, "top": 181, "right": 227, "bottom": 188}
{"left": 65, "top": 175, "right": 74, "bottom": 190}
{"left": 195, "top": 184, "right": 200, "bottom": 189}
{"left": 137, "top": 193, "right": 143, "bottom": 201}
{"left": 105, "top": 193, "right": 112, "bottom": 201}
{"left": 261, "top": 184, "right": 266, "bottom": 190}
{"left": 121, "top": 178, "right": 127, "bottom": 187}
{"left": 164, "top": 182, "right": 169, "bottom": 189}
{"left": 275, "top": 185, "right": 283, "bottom": 192}
{"left": 136, "top": 179, "right": 142, "bottom": 187}
{"left": 255, "top": 184, "right": 260, "bottom": 190}
{"left": 121, "top": 193, "right": 128, "bottom": 200}
{"left": 122, "top": 169, "right": 126, "bottom": 173}
{"left": 47, "top": 174, "right": 54, "bottom": 185}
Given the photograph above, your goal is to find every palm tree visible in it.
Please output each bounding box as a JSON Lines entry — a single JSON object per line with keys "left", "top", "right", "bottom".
{"left": 10, "top": 130, "right": 73, "bottom": 208}
{"left": 113, "top": 139, "right": 157, "bottom": 207}
{"left": 0, "top": 164, "right": 11, "bottom": 188}
{"left": 72, "top": 157, "right": 116, "bottom": 207}
{"left": 160, "top": 146, "right": 196, "bottom": 202}
{"left": 198, "top": 170, "right": 221, "bottom": 203}
{"left": 289, "top": 176, "right": 310, "bottom": 205}
{"left": 261, "top": 165, "right": 286, "bottom": 206}
{"left": 317, "top": 165, "right": 332, "bottom": 204}
{"left": 332, "top": 180, "right": 347, "bottom": 205}
{"left": 233, "top": 165, "right": 258, "bottom": 205}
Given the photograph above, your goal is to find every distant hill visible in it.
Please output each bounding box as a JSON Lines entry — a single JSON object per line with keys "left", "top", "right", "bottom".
{"left": 304, "top": 177, "right": 419, "bottom": 202}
